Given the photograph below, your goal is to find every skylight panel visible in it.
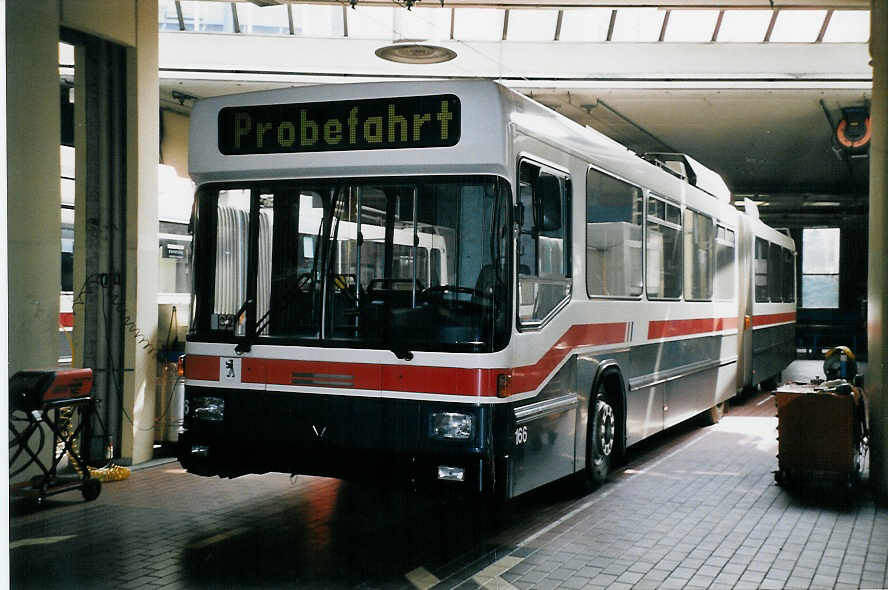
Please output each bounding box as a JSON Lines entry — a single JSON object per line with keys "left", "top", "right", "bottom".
{"left": 558, "top": 8, "right": 611, "bottom": 42}
{"left": 158, "top": 0, "right": 181, "bottom": 31}
{"left": 770, "top": 10, "right": 828, "bottom": 43}
{"left": 347, "top": 6, "right": 394, "bottom": 39}
{"left": 453, "top": 8, "right": 505, "bottom": 42}
{"left": 238, "top": 4, "right": 289, "bottom": 35}
{"left": 179, "top": 1, "right": 233, "bottom": 33}
{"left": 611, "top": 8, "right": 665, "bottom": 42}
{"left": 507, "top": 9, "right": 558, "bottom": 42}
{"left": 393, "top": 7, "right": 450, "bottom": 42}
{"left": 716, "top": 10, "right": 772, "bottom": 42}
{"left": 293, "top": 4, "right": 344, "bottom": 38}
{"left": 663, "top": 10, "right": 720, "bottom": 43}
{"left": 823, "top": 10, "right": 870, "bottom": 43}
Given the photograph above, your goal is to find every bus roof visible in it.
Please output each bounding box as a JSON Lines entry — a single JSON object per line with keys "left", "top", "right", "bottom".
{"left": 190, "top": 80, "right": 640, "bottom": 184}
{"left": 188, "top": 80, "right": 734, "bottom": 222}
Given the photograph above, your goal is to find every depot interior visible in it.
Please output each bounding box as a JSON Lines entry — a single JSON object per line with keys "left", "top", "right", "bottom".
{"left": 4, "top": 0, "right": 888, "bottom": 495}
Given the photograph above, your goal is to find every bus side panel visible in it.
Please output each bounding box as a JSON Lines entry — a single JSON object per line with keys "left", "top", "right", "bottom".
{"left": 510, "top": 359, "right": 578, "bottom": 497}
{"left": 751, "top": 323, "right": 795, "bottom": 386}
{"left": 666, "top": 369, "right": 716, "bottom": 428}
{"left": 626, "top": 383, "right": 664, "bottom": 447}
{"left": 628, "top": 335, "right": 731, "bottom": 432}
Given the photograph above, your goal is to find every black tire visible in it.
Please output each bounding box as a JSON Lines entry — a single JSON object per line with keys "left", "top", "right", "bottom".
{"left": 760, "top": 372, "right": 781, "bottom": 392}
{"left": 700, "top": 401, "right": 726, "bottom": 426}
{"left": 81, "top": 478, "right": 101, "bottom": 502}
{"left": 580, "top": 389, "right": 617, "bottom": 492}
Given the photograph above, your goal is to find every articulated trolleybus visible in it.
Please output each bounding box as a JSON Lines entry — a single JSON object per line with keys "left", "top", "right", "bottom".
{"left": 180, "top": 81, "right": 796, "bottom": 499}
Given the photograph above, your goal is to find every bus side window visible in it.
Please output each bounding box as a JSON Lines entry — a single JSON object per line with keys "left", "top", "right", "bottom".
{"left": 684, "top": 209, "right": 714, "bottom": 301}
{"left": 585, "top": 168, "right": 643, "bottom": 297}
{"left": 518, "top": 180, "right": 536, "bottom": 275}
{"left": 715, "top": 225, "right": 736, "bottom": 301}
{"left": 429, "top": 248, "right": 442, "bottom": 287}
{"left": 754, "top": 238, "right": 769, "bottom": 302}
{"left": 517, "top": 160, "right": 571, "bottom": 328}
{"left": 782, "top": 247, "right": 795, "bottom": 303}
{"left": 646, "top": 195, "right": 682, "bottom": 300}
{"left": 768, "top": 242, "right": 783, "bottom": 302}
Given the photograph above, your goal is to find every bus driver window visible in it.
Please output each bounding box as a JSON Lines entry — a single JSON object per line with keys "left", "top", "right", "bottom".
{"left": 517, "top": 160, "right": 571, "bottom": 327}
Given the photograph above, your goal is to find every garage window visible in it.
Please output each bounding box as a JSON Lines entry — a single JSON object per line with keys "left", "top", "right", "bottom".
{"left": 801, "top": 228, "right": 839, "bottom": 309}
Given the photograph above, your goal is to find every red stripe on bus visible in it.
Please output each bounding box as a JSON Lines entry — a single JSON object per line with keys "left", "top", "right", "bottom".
{"left": 511, "top": 322, "right": 627, "bottom": 393}
{"left": 246, "top": 357, "right": 497, "bottom": 395}
{"left": 648, "top": 317, "right": 739, "bottom": 340}
{"left": 380, "top": 365, "right": 501, "bottom": 396}
{"left": 185, "top": 355, "right": 220, "bottom": 381}
{"left": 59, "top": 312, "right": 74, "bottom": 328}
{"left": 752, "top": 312, "right": 796, "bottom": 327}
{"left": 249, "top": 359, "right": 380, "bottom": 389}
{"left": 191, "top": 322, "right": 627, "bottom": 396}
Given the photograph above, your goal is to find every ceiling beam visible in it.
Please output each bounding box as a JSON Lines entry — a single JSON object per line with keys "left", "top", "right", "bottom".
{"left": 159, "top": 32, "right": 872, "bottom": 85}
{"left": 245, "top": 1, "right": 869, "bottom": 8}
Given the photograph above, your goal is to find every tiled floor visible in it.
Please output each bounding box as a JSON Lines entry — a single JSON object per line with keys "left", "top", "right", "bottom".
{"left": 10, "top": 361, "right": 888, "bottom": 589}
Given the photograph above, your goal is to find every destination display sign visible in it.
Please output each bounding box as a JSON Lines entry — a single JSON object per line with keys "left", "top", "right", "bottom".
{"left": 218, "top": 94, "right": 460, "bottom": 155}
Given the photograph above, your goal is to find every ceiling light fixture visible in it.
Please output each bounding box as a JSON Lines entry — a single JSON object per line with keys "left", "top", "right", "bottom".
{"left": 375, "top": 40, "right": 456, "bottom": 64}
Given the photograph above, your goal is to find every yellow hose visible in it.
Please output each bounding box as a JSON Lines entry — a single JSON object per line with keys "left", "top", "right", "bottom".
{"left": 88, "top": 464, "right": 131, "bottom": 482}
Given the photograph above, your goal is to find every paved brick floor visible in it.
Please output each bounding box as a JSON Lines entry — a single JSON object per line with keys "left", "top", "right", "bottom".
{"left": 10, "top": 361, "right": 888, "bottom": 589}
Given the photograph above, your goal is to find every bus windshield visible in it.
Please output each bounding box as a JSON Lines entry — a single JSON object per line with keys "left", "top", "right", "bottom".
{"left": 193, "top": 175, "right": 512, "bottom": 353}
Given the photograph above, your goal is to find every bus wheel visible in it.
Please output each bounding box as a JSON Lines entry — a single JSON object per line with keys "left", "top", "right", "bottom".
{"left": 581, "top": 390, "right": 616, "bottom": 491}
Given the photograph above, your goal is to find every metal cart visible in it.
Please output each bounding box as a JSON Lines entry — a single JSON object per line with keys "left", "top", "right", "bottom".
{"left": 774, "top": 379, "right": 867, "bottom": 488}
{"left": 9, "top": 369, "right": 102, "bottom": 505}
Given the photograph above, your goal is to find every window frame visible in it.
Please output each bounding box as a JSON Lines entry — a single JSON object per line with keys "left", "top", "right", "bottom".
{"left": 516, "top": 156, "right": 573, "bottom": 332}
{"left": 782, "top": 246, "right": 796, "bottom": 303}
{"left": 801, "top": 227, "right": 840, "bottom": 309}
{"left": 768, "top": 241, "right": 784, "bottom": 303}
{"left": 645, "top": 192, "right": 683, "bottom": 301}
{"left": 682, "top": 206, "right": 716, "bottom": 302}
{"left": 754, "top": 237, "right": 770, "bottom": 303}
{"left": 713, "top": 222, "right": 736, "bottom": 302}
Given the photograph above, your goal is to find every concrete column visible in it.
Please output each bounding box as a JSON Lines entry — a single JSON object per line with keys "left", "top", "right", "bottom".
{"left": 6, "top": 2, "right": 61, "bottom": 374}
{"left": 868, "top": 0, "right": 888, "bottom": 498}
{"left": 1, "top": 3, "right": 9, "bottom": 567}
{"left": 121, "top": 0, "right": 159, "bottom": 465}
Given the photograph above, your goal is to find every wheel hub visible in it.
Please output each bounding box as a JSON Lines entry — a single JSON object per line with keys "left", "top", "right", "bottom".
{"left": 595, "top": 401, "right": 615, "bottom": 457}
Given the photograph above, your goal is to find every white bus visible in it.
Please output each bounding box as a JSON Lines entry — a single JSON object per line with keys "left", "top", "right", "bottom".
{"left": 179, "top": 81, "right": 795, "bottom": 499}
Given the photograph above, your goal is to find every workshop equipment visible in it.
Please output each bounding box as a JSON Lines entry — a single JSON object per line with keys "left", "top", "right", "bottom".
{"left": 9, "top": 369, "right": 102, "bottom": 504}
{"left": 773, "top": 348, "right": 868, "bottom": 488}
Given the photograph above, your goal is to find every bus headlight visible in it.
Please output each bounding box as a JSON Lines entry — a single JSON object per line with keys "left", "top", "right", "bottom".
{"left": 430, "top": 412, "right": 473, "bottom": 440}
{"left": 193, "top": 396, "right": 225, "bottom": 422}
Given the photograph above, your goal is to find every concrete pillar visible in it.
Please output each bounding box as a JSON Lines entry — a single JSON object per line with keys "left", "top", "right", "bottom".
{"left": 868, "top": 0, "right": 888, "bottom": 498}
{"left": 1, "top": 0, "right": 9, "bottom": 568}
{"left": 6, "top": 2, "right": 61, "bottom": 374}
{"left": 122, "top": 0, "right": 159, "bottom": 465}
